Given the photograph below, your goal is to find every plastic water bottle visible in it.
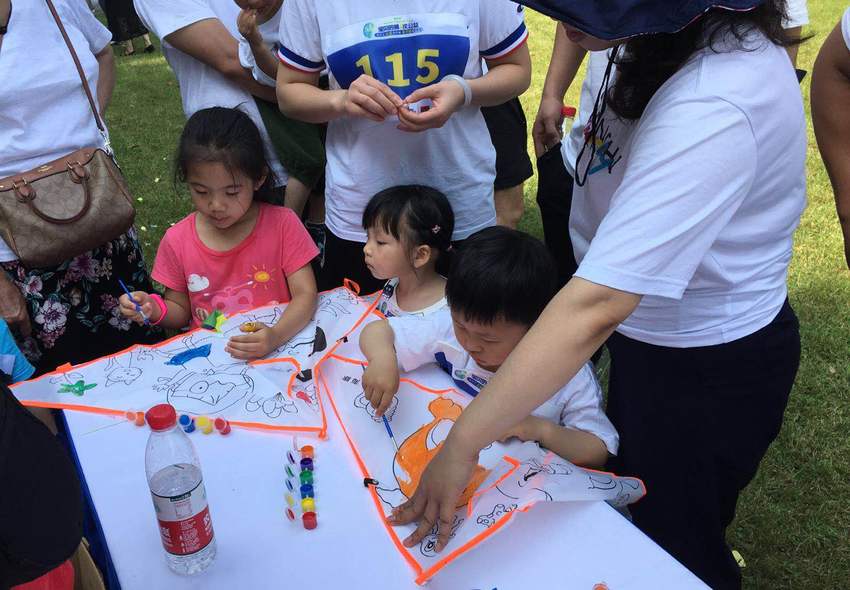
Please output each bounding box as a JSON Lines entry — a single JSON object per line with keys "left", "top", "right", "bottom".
{"left": 145, "top": 404, "right": 217, "bottom": 575}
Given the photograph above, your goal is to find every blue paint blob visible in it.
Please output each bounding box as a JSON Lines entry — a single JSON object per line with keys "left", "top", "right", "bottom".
{"left": 166, "top": 344, "right": 212, "bottom": 366}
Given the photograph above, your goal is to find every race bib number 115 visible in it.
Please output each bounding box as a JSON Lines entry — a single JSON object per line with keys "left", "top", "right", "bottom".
{"left": 326, "top": 13, "right": 471, "bottom": 100}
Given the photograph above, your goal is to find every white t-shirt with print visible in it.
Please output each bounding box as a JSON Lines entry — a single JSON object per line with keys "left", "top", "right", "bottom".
{"left": 134, "top": 0, "right": 287, "bottom": 185}
{"left": 561, "top": 50, "right": 609, "bottom": 177}
{"left": 377, "top": 278, "right": 447, "bottom": 318}
{"left": 238, "top": 10, "right": 282, "bottom": 87}
{"left": 843, "top": 8, "right": 850, "bottom": 50}
{"left": 278, "top": 0, "right": 528, "bottom": 243}
{"left": 570, "top": 33, "right": 807, "bottom": 348}
{"left": 0, "top": 0, "right": 112, "bottom": 262}
{"left": 387, "top": 309, "right": 619, "bottom": 455}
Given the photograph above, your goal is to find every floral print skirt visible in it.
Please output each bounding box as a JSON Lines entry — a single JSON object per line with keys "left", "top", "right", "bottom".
{"left": 2, "top": 228, "right": 163, "bottom": 376}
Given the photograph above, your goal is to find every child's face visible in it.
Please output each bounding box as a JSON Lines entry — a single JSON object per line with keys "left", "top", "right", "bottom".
{"left": 363, "top": 226, "right": 411, "bottom": 280}
{"left": 187, "top": 161, "right": 261, "bottom": 230}
{"left": 450, "top": 311, "right": 530, "bottom": 372}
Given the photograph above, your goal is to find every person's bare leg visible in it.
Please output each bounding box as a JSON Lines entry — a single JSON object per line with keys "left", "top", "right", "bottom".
{"left": 785, "top": 26, "right": 802, "bottom": 68}
{"left": 283, "top": 176, "right": 312, "bottom": 217}
{"left": 142, "top": 33, "right": 155, "bottom": 52}
{"left": 494, "top": 183, "right": 525, "bottom": 229}
{"left": 123, "top": 40, "right": 134, "bottom": 56}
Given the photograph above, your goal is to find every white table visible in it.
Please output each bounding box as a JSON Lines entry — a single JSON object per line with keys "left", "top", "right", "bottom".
{"left": 64, "top": 395, "right": 708, "bottom": 589}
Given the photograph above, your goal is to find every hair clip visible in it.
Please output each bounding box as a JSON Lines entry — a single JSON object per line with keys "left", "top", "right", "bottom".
{"left": 432, "top": 225, "right": 441, "bottom": 234}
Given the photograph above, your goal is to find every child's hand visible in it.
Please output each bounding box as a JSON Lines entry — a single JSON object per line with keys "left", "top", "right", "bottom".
{"left": 225, "top": 323, "right": 279, "bottom": 360}
{"left": 237, "top": 8, "right": 261, "bottom": 44}
{"left": 363, "top": 356, "right": 400, "bottom": 417}
{"left": 500, "top": 416, "right": 550, "bottom": 444}
{"left": 118, "top": 291, "right": 156, "bottom": 325}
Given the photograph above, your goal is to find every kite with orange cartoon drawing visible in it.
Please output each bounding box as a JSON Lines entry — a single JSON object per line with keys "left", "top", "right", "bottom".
{"left": 317, "top": 353, "right": 647, "bottom": 585}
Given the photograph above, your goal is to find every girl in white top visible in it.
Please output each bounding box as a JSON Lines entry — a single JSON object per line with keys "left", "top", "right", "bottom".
{"left": 362, "top": 186, "right": 453, "bottom": 318}
{"left": 390, "top": 3, "right": 806, "bottom": 589}
{"left": 276, "top": 0, "right": 532, "bottom": 292}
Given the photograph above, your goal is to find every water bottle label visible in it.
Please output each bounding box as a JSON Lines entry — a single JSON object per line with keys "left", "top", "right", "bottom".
{"left": 151, "top": 480, "right": 215, "bottom": 556}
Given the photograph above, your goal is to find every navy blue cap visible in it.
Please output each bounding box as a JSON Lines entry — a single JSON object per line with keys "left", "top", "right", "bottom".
{"left": 514, "top": 0, "right": 766, "bottom": 40}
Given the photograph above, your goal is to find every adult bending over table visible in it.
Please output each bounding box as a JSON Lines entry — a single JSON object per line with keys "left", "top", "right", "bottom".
{"left": 276, "top": 0, "right": 532, "bottom": 293}
{"left": 390, "top": 2, "right": 806, "bottom": 589}
{"left": 0, "top": 0, "right": 161, "bottom": 377}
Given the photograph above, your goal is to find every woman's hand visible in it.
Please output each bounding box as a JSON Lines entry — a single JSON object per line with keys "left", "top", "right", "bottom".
{"left": 362, "top": 355, "right": 400, "bottom": 417}
{"left": 533, "top": 95, "right": 567, "bottom": 158}
{"left": 396, "top": 80, "right": 466, "bottom": 132}
{"left": 0, "top": 274, "right": 31, "bottom": 337}
{"left": 388, "top": 439, "right": 479, "bottom": 552}
{"left": 226, "top": 323, "right": 280, "bottom": 360}
{"left": 333, "top": 75, "right": 404, "bottom": 122}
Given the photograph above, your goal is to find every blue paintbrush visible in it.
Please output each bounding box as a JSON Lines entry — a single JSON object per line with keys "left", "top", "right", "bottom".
{"left": 382, "top": 414, "right": 400, "bottom": 451}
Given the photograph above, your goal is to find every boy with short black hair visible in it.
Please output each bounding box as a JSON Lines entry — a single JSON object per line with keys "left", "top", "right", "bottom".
{"left": 360, "top": 226, "right": 618, "bottom": 467}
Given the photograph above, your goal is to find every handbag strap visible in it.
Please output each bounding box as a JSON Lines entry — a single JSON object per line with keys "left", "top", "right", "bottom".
{"left": 43, "top": 0, "right": 106, "bottom": 133}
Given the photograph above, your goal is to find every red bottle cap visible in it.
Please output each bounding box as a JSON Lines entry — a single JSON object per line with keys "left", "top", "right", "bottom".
{"left": 561, "top": 105, "right": 577, "bottom": 118}
{"left": 146, "top": 404, "right": 177, "bottom": 431}
{"left": 302, "top": 511, "right": 318, "bottom": 530}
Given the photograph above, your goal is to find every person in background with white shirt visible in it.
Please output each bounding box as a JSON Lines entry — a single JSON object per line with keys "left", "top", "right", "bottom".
{"left": 389, "top": 2, "right": 806, "bottom": 588}
{"left": 276, "top": 1, "right": 532, "bottom": 294}
{"left": 0, "top": 0, "right": 162, "bottom": 378}
{"left": 812, "top": 7, "right": 850, "bottom": 269}
{"left": 133, "top": 0, "right": 288, "bottom": 191}
{"left": 784, "top": 0, "right": 808, "bottom": 67}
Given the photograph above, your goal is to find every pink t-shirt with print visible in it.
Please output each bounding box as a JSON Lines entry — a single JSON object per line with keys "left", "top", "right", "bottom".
{"left": 152, "top": 203, "right": 318, "bottom": 328}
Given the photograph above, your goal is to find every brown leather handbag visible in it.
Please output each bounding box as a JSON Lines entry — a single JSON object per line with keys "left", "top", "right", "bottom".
{"left": 0, "top": 0, "right": 135, "bottom": 269}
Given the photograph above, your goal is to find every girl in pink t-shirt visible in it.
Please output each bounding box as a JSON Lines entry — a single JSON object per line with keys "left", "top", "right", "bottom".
{"left": 119, "top": 107, "right": 319, "bottom": 360}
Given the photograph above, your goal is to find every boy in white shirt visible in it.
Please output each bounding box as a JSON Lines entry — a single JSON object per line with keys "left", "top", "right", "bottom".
{"left": 359, "top": 227, "right": 618, "bottom": 468}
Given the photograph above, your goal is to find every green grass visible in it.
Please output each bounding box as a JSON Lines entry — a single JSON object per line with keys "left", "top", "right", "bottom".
{"left": 103, "top": 6, "right": 850, "bottom": 587}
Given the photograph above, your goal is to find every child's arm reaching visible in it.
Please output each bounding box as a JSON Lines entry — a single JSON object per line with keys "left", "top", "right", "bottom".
{"left": 237, "top": 9, "right": 279, "bottom": 85}
{"left": 359, "top": 320, "right": 401, "bottom": 417}
{"left": 500, "top": 418, "right": 608, "bottom": 469}
{"left": 225, "top": 264, "right": 318, "bottom": 360}
{"left": 119, "top": 289, "right": 192, "bottom": 330}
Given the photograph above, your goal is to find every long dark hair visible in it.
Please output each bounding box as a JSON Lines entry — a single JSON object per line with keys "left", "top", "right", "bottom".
{"left": 608, "top": 1, "right": 793, "bottom": 120}
{"left": 362, "top": 185, "right": 455, "bottom": 276}
{"left": 174, "top": 106, "right": 278, "bottom": 202}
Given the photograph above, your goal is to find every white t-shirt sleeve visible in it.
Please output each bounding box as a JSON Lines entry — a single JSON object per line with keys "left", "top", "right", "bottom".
{"left": 133, "top": 0, "right": 215, "bottom": 41}
{"left": 842, "top": 8, "right": 850, "bottom": 51}
{"left": 575, "top": 98, "right": 758, "bottom": 299}
{"left": 552, "top": 363, "right": 619, "bottom": 455}
{"left": 66, "top": 0, "right": 112, "bottom": 54}
{"left": 238, "top": 38, "right": 277, "bottom": 87}
{"left": 387, "top": 311, "right": 454, "bottom": 373}
{"left": 479, "top": 0, "right": 528, "bottom": 60}
{"left": 783, "top": 0, "right": 809, "bottom": 29}
{"left": 277, "top": 0, "right": 325, "bottom": 73}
